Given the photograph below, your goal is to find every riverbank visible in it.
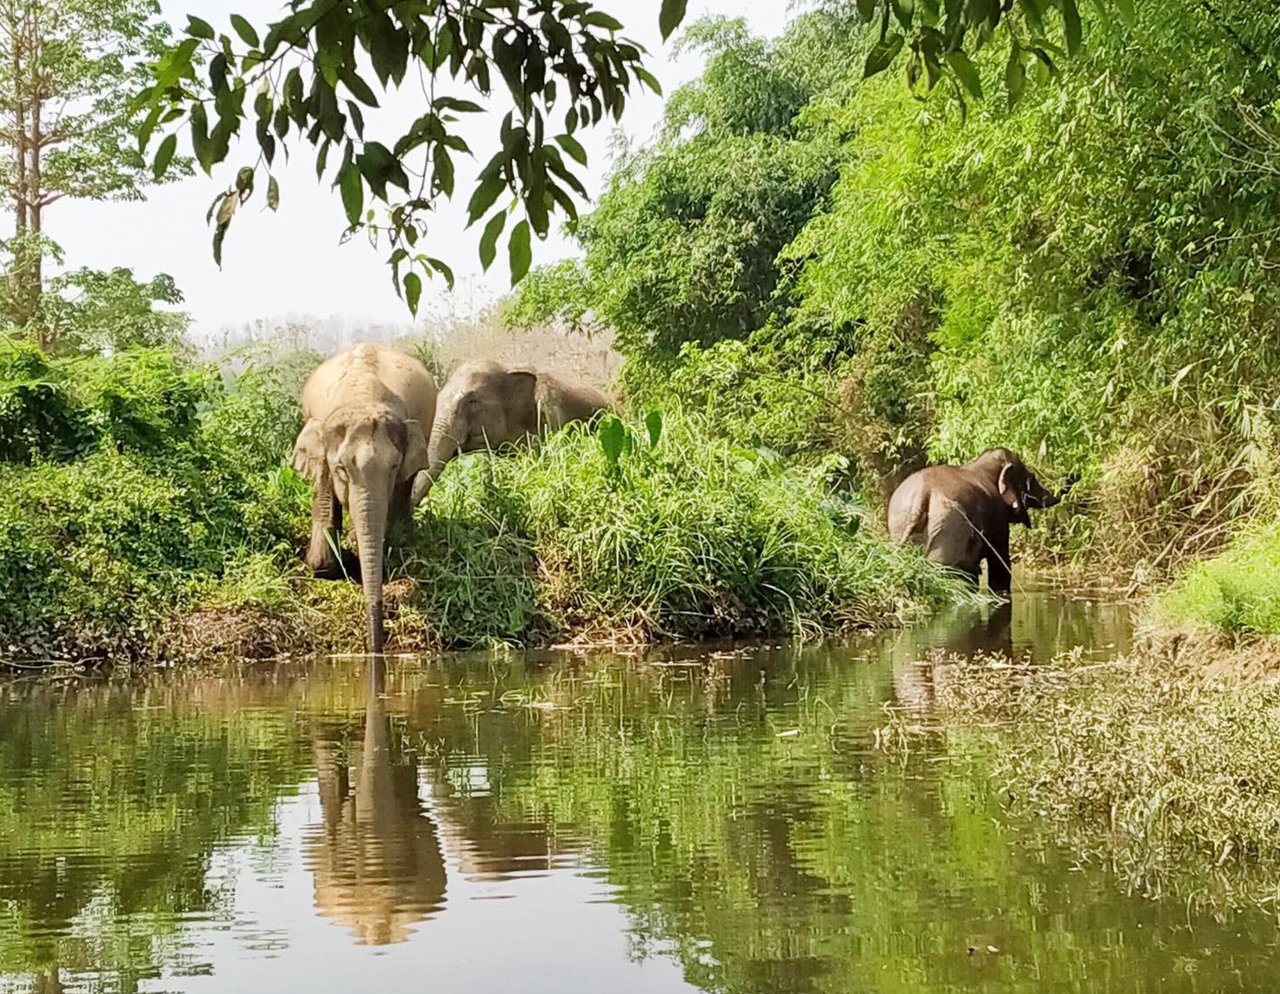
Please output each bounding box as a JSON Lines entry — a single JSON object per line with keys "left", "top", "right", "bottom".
{"left": 0, "top": 344, "right": 971, "bottom": 666}
{"left": 162, "top": 425, "right": 974, "bottom": 663}
{"left": 936, "top": 623, "right": 1280, "bottom": 913}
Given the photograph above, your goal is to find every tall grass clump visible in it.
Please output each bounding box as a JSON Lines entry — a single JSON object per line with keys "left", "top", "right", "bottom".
{"left": 1153, "top": 525, "right": 1280, "bottom": 638}
{"left": 406, "top": 411, "right": 972, "bottom": 644}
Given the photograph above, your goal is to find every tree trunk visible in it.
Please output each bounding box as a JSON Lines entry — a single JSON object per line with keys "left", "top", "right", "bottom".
{"left": 25, "top": 0, "right": 43, "bottom": 342}
{"left": 9, "top": 9, "right": 25, "bottom": 236}
{"left": 4, "top": 1, "right": 42, "bottom": 334}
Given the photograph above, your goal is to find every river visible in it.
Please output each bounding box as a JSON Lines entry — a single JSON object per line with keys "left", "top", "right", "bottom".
{"left": 1, "top": 591, "right": 1275, "bottom": 993}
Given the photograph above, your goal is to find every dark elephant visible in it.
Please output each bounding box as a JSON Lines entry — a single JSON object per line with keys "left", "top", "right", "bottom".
{"left": 887, "top": 448, "right": 1074, "bottom": 593}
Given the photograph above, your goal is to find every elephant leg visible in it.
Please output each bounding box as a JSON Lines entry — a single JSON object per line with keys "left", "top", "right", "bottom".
{"left": 925, "top": 509, "right": 983, "bottom": 586}
{"left": 390, "top": 477, "right": 413, "bottom": 526}
{"left": 305, "top": 475, "right": 345, "bottom": 579}
{"left": 985, "top": 531, "right": 1013, "bottom": 597}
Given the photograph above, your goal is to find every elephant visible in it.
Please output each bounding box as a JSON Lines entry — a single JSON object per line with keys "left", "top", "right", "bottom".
{"left": 887, "top": 448, "right": 1074, "bottom": 594}
{"left": 291, "top": 342, "right": 437, "bottom": 653}
{"left": 414, "top": 360, "right": 613, "bottom": 502}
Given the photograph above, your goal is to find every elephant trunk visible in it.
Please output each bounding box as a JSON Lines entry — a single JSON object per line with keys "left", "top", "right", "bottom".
{"left": 1038, "top": 473, "right": 1080, "bottom": 510}
{"left": 423, "top": 413, "right": 461, "bottom": 489}
{"left": 351, "top": 489, "right": 388, "bottom": 654}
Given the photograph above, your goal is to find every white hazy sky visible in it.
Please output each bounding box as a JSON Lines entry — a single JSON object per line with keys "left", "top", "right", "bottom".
{"left": 50, "top": 2, "right": 794, "bottom": 335}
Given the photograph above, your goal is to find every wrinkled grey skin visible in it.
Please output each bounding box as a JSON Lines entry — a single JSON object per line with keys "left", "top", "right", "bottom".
{"left": 415, "top": 360, "right": 613, "bottom": 501}
{"left": 887, "top": 448, "right": 1074, "bottom": 594}
{"left": 291, "top": 343, "right": 437, "bottom": 653}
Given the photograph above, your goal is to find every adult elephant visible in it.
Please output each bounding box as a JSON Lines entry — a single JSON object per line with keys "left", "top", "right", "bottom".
{"left": 887, "top": 448, "right": 1074, "bottom": 594}
{"left": 291, "top": 343, "right": 437, "bottom": 653}
{"left": 414, "top": 360, "right": 613, "bottom": 502}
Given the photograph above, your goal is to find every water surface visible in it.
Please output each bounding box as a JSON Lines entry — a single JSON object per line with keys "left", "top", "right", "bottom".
{"left": 3, "top": 592, "right": 1274, "bottom": 994}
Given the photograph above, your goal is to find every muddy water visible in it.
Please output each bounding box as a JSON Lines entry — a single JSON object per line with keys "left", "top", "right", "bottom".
{"left": 0, "top": 592, "right": 1274, "bottom": 993}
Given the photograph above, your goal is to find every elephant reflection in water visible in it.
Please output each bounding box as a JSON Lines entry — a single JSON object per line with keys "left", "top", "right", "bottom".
{"left": 890, "top": 602, "right": 1014, "bottom": 711}
{"left": 305, "top": 661, "right": 447, "bottom": 945}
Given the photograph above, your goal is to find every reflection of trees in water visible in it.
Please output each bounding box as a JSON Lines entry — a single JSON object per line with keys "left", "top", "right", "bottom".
{"left": 889, "top": 592, "right": 1134, "bottom": 711}
{"left": 305, "top": 661, "right": 447, "bottom": 946}
{"left": 0, "top": 680, "right": 308, "bottom": 989}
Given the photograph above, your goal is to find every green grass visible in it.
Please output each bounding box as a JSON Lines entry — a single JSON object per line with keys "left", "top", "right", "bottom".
{"left": 390, "top": 412, "right": 972, "bottom": 646}
{"left": 1154, "top": 524, "right": 1280, "bottom": 637}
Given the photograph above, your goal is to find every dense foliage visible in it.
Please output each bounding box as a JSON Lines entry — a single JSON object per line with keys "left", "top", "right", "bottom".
{"left": 135, "top": 0, "right": 1118, "bottom": 307}
{"left": 0, "top": 336, "right": 964, "bottom": 661}
{"left": 512, "top": 1, "right": 1280, "bottom": 578}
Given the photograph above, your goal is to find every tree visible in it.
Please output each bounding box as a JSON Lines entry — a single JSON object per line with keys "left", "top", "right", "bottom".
{"left": 136, "top": 0, "right": 1118, "bottom": 308}
{"left": 812, "top": 0, "right": 1133, "bottom": 106}
{"left": 42, "top": 266, "right": 189, "bottom": 355}
{"left": 0, "top": 0, "right": 184, "bottom": 336}
{"left": 137, "top": 1, "right": 695, "bottom": 312}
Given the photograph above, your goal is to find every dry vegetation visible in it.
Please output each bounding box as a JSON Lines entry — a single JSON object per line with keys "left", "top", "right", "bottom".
{"left": 935, "top": 631, "right": 1280, "bottom": 913}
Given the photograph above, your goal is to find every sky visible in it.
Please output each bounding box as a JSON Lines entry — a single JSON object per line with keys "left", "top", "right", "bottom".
{"left": 50, "top": 2, "right": 794, "bottom": 337}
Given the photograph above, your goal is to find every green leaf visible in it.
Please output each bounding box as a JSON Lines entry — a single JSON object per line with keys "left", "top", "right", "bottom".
{"left": 1060, "top": 0, "right": 1082, "bottom": 55}
{"left": 267, "top": 175, "right": 280, "bottom": 211}
{"left": 152, "top": 133, "right": 177, "bottom": 180}
{"left": 433, "top": 96, "right": 485, "bottom": 114}
{"left": 597, "top": 414, "right": 626, "bottom": 471}
{"left": 508, "top": 219, "right": 532, "bottom": 285}
{"left": 856, "top": 0, "right": 878, "bottom": 19}
{"left": 555, "top": 133, "right": 588, "bottom": 166}
{"left": 864, "top": 32, "right": 904, "bottom": 77}
{"left": 186, "top": 15, "right": 215, "bottom": 40}
{"left": 467, "top": 174, "right": 506, "bottom": 225}
{"left": 583, "top": 11, "right": 625, "bottom": 32}
{"left": 1005, "top": 46, "right": 1027, "bottom": 107}
{"left": 339, "top": 164, "right": 363, "bottom": 226}
{"left": 1114, "top": 0, "right": 1137, "bottom": 27}
{"left": 190, "top": 103, "right": 212, "bottom": 173}
{"left": 230, "top": 14, "right": 259, "bottom": 48}
{"left": 635, "top": 66, "right": 663, "bottom": 95}
{"left": 945, "top": 50, "right": 982, "bottom": 99}
{"left": 659, "top": 0, "right": 687, "bottom": 40}
{"left": 426, "top": 256, "right": 455, "bottom": 289}
{"left": 341, "top": 68, "right": 379, "bottom": 107}
{"left": 404, "top": 272, "right": 422, "bottom": 315}
{"left": 645, "top": 410, "right": 663, "bottom": 447}
{"left": 479, "top": 211, "right": 506, "bottom": 270}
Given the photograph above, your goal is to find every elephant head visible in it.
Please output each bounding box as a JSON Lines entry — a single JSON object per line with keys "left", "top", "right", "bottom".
{"left": 969, "top": 448, "right": 1071, "bottom": 529}
{"left": 421, "top": 362, "right": 538, "bottom": 494}
{"left": 293, "top": 407, "right": 429, "bottom": 653}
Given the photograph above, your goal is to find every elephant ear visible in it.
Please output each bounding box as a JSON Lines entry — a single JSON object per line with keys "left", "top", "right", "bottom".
{"left": 505, "top": 369, "right": 538, "bottom": 407}
{"left": 398, "top": 419, "right": 431, "bottom": 482}
{"left": 998, "top": 463, "right": 1034, "bottom": 529}
{"left": 291, "top": 419, "right": 327, "bottom": 483}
